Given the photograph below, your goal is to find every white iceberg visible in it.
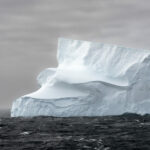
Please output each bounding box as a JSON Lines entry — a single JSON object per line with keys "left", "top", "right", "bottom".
{"left": 11, "top": 38, "right": 150, "bottom": 117}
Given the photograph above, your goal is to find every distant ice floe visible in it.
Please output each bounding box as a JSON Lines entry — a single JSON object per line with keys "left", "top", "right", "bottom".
{"left": 11, "top": 38, "right": 150, "bottom": 117}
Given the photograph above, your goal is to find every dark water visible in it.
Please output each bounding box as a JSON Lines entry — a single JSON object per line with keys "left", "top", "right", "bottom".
{"left": 0, "top": 113, "right": 150, "bottom": 150}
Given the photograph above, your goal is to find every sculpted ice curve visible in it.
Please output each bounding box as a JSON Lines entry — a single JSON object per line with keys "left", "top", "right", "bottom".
{"left": 11, "top": 38, "right": 150, "bottom": 117}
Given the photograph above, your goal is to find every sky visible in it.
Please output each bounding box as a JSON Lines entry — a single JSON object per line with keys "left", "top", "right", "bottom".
{"left": 1, "top": 0, "right": 150, "bottom": 109}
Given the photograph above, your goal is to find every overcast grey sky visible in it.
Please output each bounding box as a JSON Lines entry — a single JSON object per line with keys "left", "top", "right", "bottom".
{"left": 1, "top": 0, "right": 150, "bottom": 109}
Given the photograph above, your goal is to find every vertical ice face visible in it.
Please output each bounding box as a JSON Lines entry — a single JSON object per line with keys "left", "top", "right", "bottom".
{"left": 11, "top": 38, "right": 150, "bottom": 117}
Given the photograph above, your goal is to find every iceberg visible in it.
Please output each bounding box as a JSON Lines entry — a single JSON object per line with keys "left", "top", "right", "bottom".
{"left": 11, "top": 38, "right": 150, "bottom": 117}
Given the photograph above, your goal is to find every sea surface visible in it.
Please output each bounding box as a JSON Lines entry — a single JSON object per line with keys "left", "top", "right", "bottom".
{"left": 0, "top": 113, "right": 150, "bottom": 149}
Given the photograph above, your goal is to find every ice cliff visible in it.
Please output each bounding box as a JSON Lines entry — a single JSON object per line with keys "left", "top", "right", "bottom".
{"left": 11, "top": 38, "right": 150, "bottom": 117}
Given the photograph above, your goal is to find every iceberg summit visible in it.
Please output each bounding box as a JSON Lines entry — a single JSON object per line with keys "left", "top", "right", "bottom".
{"left": 11, "top": 38, "right": 150, "bottom": 117}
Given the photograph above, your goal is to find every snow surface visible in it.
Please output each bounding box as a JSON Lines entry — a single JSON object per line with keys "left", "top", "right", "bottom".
{"left": 11, "top": 38, "right": 150, "bottom": 117}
